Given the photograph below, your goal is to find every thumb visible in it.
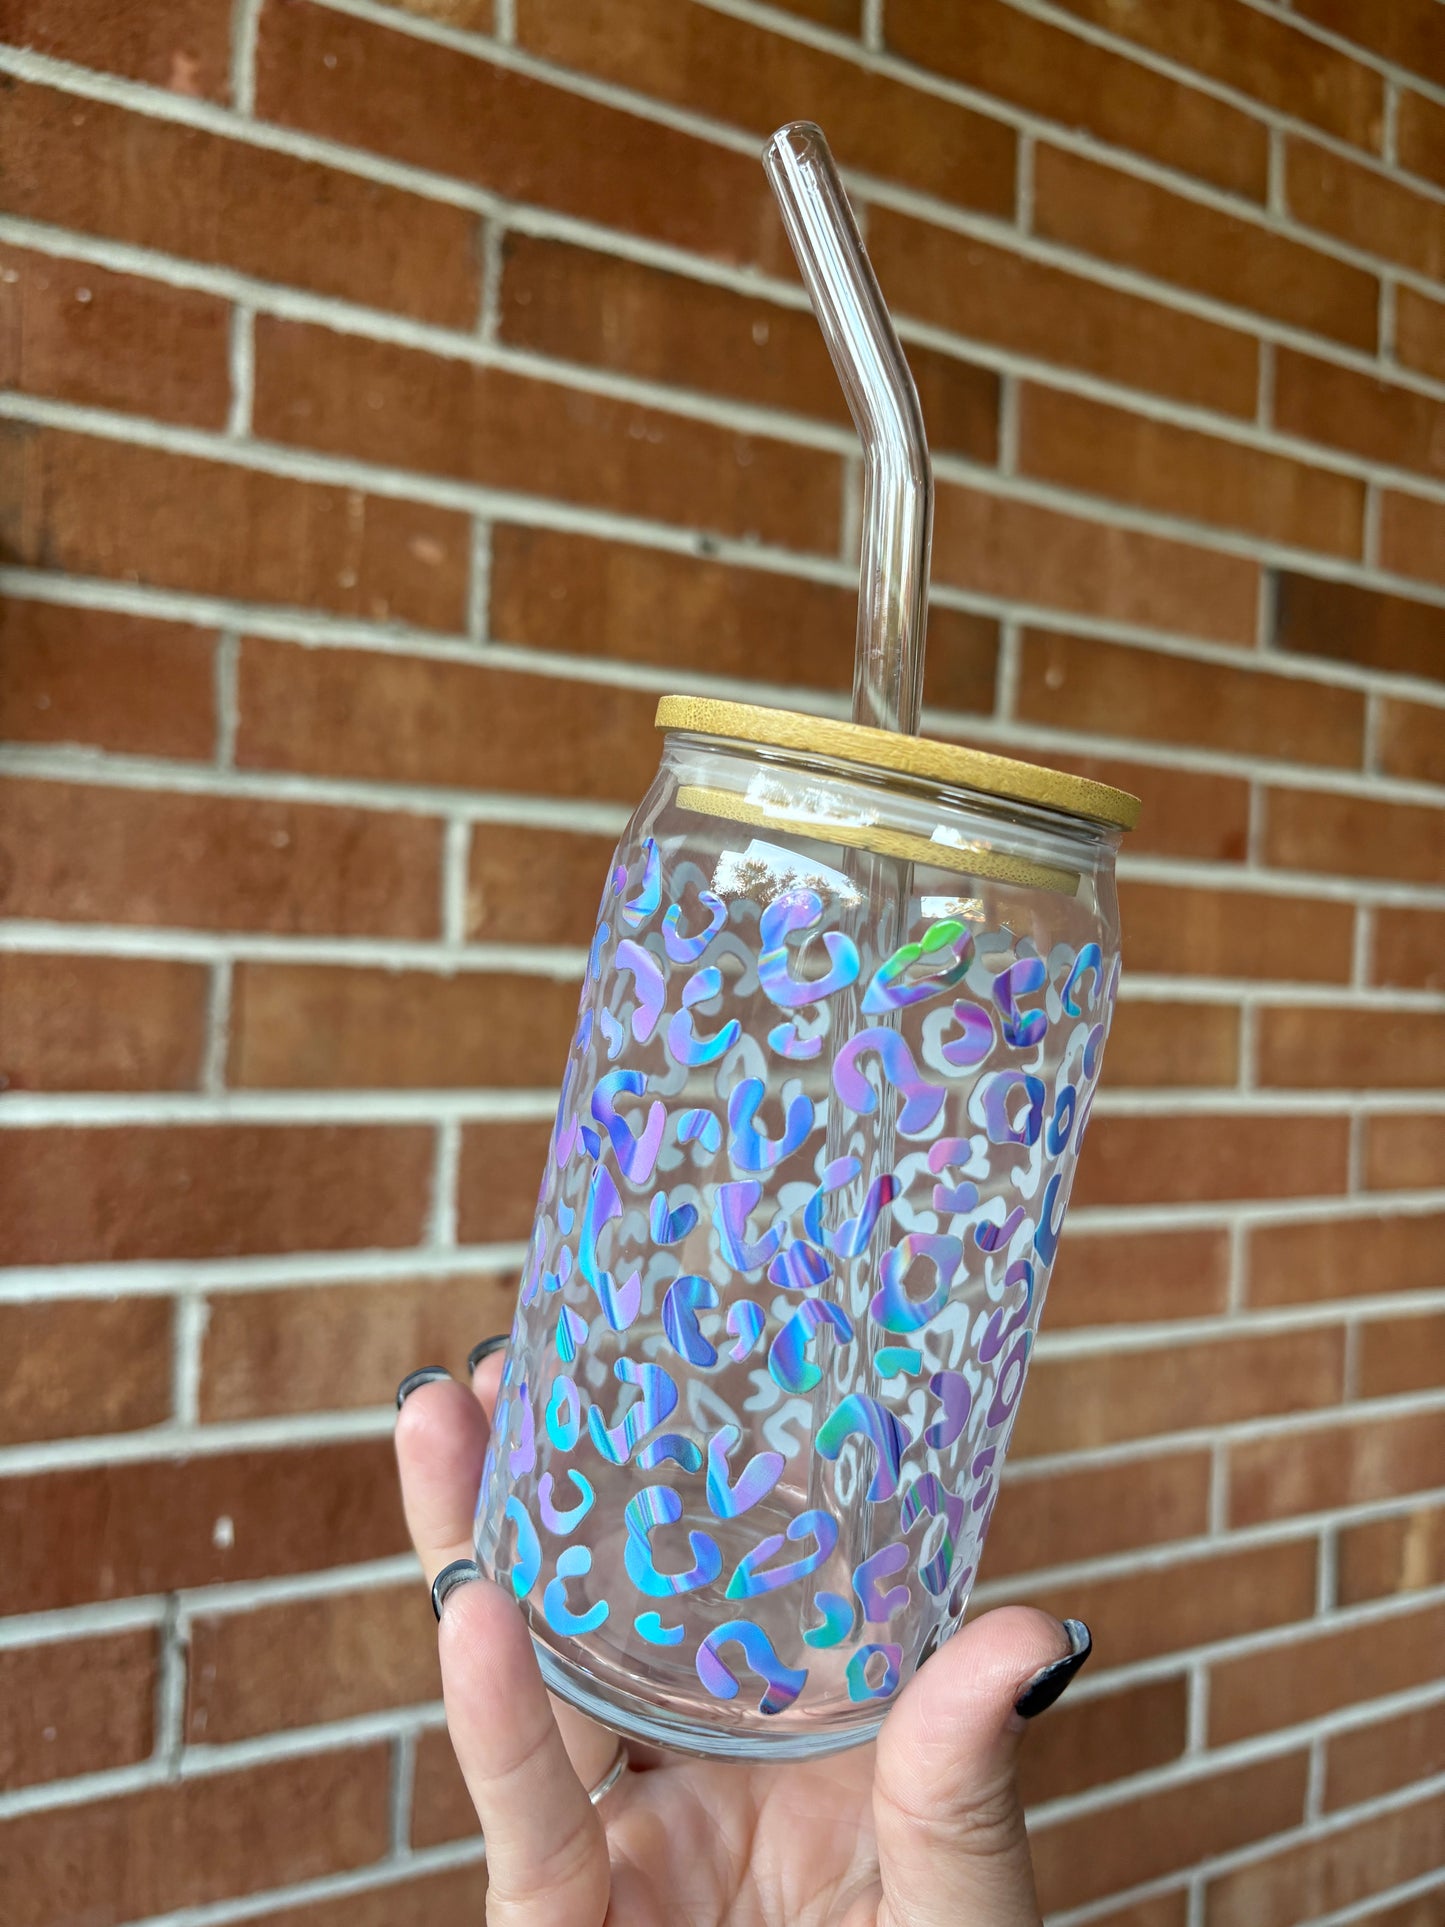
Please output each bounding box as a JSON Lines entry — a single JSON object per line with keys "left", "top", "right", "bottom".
{"left": 872, "top": 1607, "right": 1092, "bottom": 1927}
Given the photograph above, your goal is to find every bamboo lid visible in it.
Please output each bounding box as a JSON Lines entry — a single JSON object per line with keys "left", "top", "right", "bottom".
{"left": 655, "top": 697, "right": 1140, "bottom": 832}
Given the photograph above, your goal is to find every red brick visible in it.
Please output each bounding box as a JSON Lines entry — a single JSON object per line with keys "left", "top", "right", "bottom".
{"left": 1274, "top": 569, "right": 1445, "bottom": 683}
{"left": 1011, "top": 1328, "right": 1345, "bottom": 1458}
{"left": 0, "top": 778, "right": 443, "bottom": 937}
{"left": 237, "top": 636, "right": 659, "bottom": 802}
{"left": 931, "top": 483, "right": 1260, "bottom": 647}
{"left": 1211, "top": 1599, "right": 1445, "bottom": 1744}
{"left": 1291, "top": 0, "right": 1445, "bottom": 88}
{"left": 0, "top": 1439, "right": 408, "bottom": 1614}
{"left": 412, "top": 1724, "right": 476, "bottom": 1846}
{"left": 1044, "top": 0, "right": 1383, "bottom": 149}
{"left": 200, "top": 1271, "right": 517, "bottom": 1420}
{"left": 1257, "top": 1006, "right": 1445, "bottom": 1090}
{"left": 1035, "top": 146, "right": 1378, "bottom": 351}
{"left": 1276, "top": 348, "right": 1445, "bottom": 483}
{"left": 998, "top": 749, "right": 1249, "bottom": 864}
{"left": 489, "top": 525, "right": 999, "bottom": 714}
{"left": 3, "top": 425, "right": 470, "bottom": 631}
{"left": 1339, "top": 1504, "right": 1445, "bottom": 1605}
{"left": 0, "top": 0, "right": 232, "bottom": 96}
{"left": 1019, "top": 384, "right": 1365, "bottom": 557}
{"left": 0, "top": 1297, "right": 173, "bottom": 1446}
{"left": 1, "top": 81, "right": 477, "bottom": 326}
{"left": 1073, "top": 1113, "right": 1350, "bottom": 1209}
{"left": 1082, "top": 1901, "right": 1189, "bottom": 1927}
{"left": 0, "top": 1631, "right": 156, "bottom": 1791}
{"left": 1366, "top": 1113, "right": 1445, "bottom": 1191}
{"left": 259, "top": 320, "right": 840, "bottom": 555}
{"left": 0, "top": 242, "right": 230, "bottom": 426}
{"left": 1046, "top": 1225, "right": 1233, "bottom": 1328}
{"left": 1397, "top": 88, "right": 1445, "bottom": 191}
{"left": 868, "top": 206, "right": 1259, "bottom": 419}
{"left": 1008, "top": 1539, "right": 1319, "bottom": 1669}
{"left": 1325, "top": 1699, "right": 1445, "bottom": 1811}
{"left": 1358, "top": 1311, "right": 1445, "bottom": 1400}
{"left": 884, "top": 0, "right": 1267, "bottom": 198}
{"left": 516, "top": 0, "right": 1015, "bottom": 214}
{"left": 466, "top": 820, "right": 619, "bottom": 948}
{"left": 0, "top": 953, "right": 209, "bottom": 1092}
{"left": 229, "top": 962, "right": 578, "bottom": 1089}
{"left": 1287, "top": 136, "right": 1445, "bottom": 281}
{"left": 257, "top": 0, "right": 789, "bottom": 275}
{"left": 1031, "top": 1752, "right": 1310, "bottom": 1914}
{"left": 1102, "top": 998, "right": 1241, "bottom": 1088}
{"left": 984, "top": 1452, "right": 1212, "bottom": 1580}
{"left": 1017, "top": 1676, "right": 1188, "bottom": 1807}
{"left": 1229, "top": 1408, "right": 1445, "bottom": 1526}
{"left": 1018, "top": 629, "right": 1365, "bottom": 767}
{"left": 0, "top": 1124, "right": 433, "bottom": 1265}
{"left": 380, "top": 0, "right": 492, "bottom": 23}
{"left": 1374, "top": 908, "right": 1445, "bottom": 993}
{"left": 1266, "top": 788, "right": 1445, "bottom": 887}
{"left": 1396, "top": 286, "right": 1445, "bottom": 386}
{"left": 1378, "top": 697, "right": 1445, "bottom": 785}
{"left": 188, "top": 1583, "right": 438, "bottom": 1743}
{"left": 456, "top": 1119, "right": 555, "bottom": 1246}
{"left": 1204, "top": 1792, "right": 1444, "bottom": 1927}
{"left": 0, "top": 600, "right": 216, "bottom": 759}
{"left": 1380, "top": 489, "right": 1445, "bottom": 591}
{"left": 249, "top": 1866, "right": 491, "bottom": 1927}
{"left": 1247, "top": 1211, "right": 1445, "bottom": 1308}
{"left": 0, "top": 1746, "right": 391, "bottom": 1927}
{"left": 1119, "top": 880, "right": 1355, "bottom": 983}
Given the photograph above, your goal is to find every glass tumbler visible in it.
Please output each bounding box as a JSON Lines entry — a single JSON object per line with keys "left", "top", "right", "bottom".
{"left": 475, "top": 696, "right": 1137, "bottom": 1760}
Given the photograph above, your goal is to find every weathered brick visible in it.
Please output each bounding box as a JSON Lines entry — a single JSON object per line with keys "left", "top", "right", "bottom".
{"left": 1045, "top": 1225, "right": 1233, "bottom": 1328}
{"left": 0, "top": 1297, "right": 173, "bottom": 1446}
{"left": 1365, "top": 1113, "right": 1445, "bottom": 1191}
{"left": 1248, "top": 1210, "right": 1445, "bottom": 1307}
{"left": 1210, "top": 1599, "right": 1445, "bottom": 1744}
{"left": 466, "top": 820, "right": 619, "bottom": 948}
{"left": 1265, "top": 787, "right": 1445, "bottom": 886}
{"left": 1274, "top": 570, "right": 1445, "bottom": 684}
{"left": 868, "top": 206, "right": 1259, "bottom": 418}
{"left": 0, "top": 1630, "right": 157, "bottom": 1792}
{"left": 1257, "top": 1006, "right": 1445, "bottom": 1089}
{"left": 257, "top": 0, "right": 789, "bottom": 274}
{"left": 1325, "top": 1699, "right": 1445, "bottom": 1811}
{"left": 187, "top": 1583, "right": 438, "bottom": 1743}
{"left": 1, "top": 81, "right": 477, "bottom": 325}
{"left": 229, "top": 962, "right": 579, "bottom": 1089}
{"left": 253, "top": 316, "right": 841, "bottom": 553}
{"left": 200, "top": 1271, "right": 517, "bottom": 1421}
{"left": 456, "top": 1119, "right": 555, "bottom": 1246}
{"left": 1204, "top": 1792, "right": 1444, "bottom": 1927}
{"left": 0, "top": 952, "right": 209, "bottom": 1092}
{"left": 0, "top": 0, "right": 232, "bottom": 95}
{"left": 1103, "top": 998, "right": 1240, "bottom": 1087}
{"left": 0, "top": 242, "right": 230, "bottom": 425}
{"left": 931, "top": 482, "right": 1259, "bottom": 647}
{"left": 1290, "top": 0, "right": 1445, "bottom": 87}
{"left": 1378, "top": 697, "right": 1445, "bottom": 785}
{"left": 1339, "top": 1503, "right": 1445, "bottom": 1605}
{"left": 236, "top": 636, "right": 659, "bottom": 801}
{"left": 985, "top": 1452, "right": 1212, "bottom": 1580}
{"left": 1118, "top": 880, "right": 1355, "bottom": 983}
{"left": 0, "top": 1439, "right": 408, "bottom": 1614}
{"left": 1374, "top": 908, "right": 1445, "bottom": 992}
{"left": 0, "top": 1124, "right": 433, "bottom": 1265}
{"left": 1287, "top": 136, "right": 1445, "bottom": 280}
{"left": 1017, "top": 1676, "right": 1188, "bottom": 1807}
{"left": 515, "top": 0, "right": 1016, "bottom": 213}
{"left": 1397, "top": 88, "right": 1445, "bottom": 191}
{"left": 0, "top": 600, "right": 216, "bottom": 759}
{"left": 489, "top": 526, "right": 999, "bottom": 714}
{"left": 1275, "top": 347, "right": 1445, "bottom": 482}
{"left": 2, "top": 425, "right": 470, "bottom": 630}
{"left": 1019, "top": 384, "right": 1365, "bottom": 556}
{"left": 1229, "top": 1408, "right": 1445, "bottom": 1525}
{"left": 884, "top": 0, "right": 1268, "bottom": 197}
{"left": 0, "top": 1747, "right": 391, "bottom": 1927}
{"left": 1034, "top": 146, "right": 1378, "bottom": 350}
{"left": 1011, "top": 1328, "right": 1344, "bottom": 1458}
{"left": 1379, "top": 488, "right": 1445, "bottom": 591}
{"left": 0, "top": 777, "right": 441, "bottom": 937}
{"left": 1395, "top": 286, "right": 1445, "bottom": 386}
{"left": 1357, "top": 1310, "right": 1445, "bottom": 1400}
{"left": 1017, "top": 628, "right": 1365, "bottom": 766}
{"left": 1072, "top": 1113, "right": 1350, "bottom": 1208}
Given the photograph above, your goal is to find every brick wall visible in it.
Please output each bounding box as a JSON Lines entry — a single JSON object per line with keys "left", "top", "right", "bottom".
{"left": 1, "top": 0, "right": 1444, "bottom": 1919}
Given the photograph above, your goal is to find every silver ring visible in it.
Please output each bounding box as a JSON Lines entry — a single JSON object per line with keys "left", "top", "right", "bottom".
{"left": 587, "top": 1742, "right": 629, "bottom": 1808}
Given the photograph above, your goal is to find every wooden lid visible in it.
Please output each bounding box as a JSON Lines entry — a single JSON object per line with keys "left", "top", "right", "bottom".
{"left": 655, "top": 697, "right": 1140, "bottom": 832}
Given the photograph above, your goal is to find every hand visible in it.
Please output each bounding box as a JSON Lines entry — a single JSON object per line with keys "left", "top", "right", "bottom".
{"left": 395, "top": 1350, "right": 1090, "bottom": 1927}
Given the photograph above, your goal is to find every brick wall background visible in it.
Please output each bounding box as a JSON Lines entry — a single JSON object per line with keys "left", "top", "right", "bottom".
{"left": 1, "top": 0, "right": 1444, "bottom": 1920}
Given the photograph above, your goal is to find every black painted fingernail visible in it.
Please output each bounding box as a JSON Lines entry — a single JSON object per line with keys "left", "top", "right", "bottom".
{"left": 432, "top": 1558, "right": 481, "bottom": 1621}
{"left": 1016, "top": 1619, "right": 1092, "bottom": 1719}
{"left": 467, "top": 1334, "right": 509, "bottom": 1375}
{"left": 395, "top": 1366, "right": 450, "bottom": 1410}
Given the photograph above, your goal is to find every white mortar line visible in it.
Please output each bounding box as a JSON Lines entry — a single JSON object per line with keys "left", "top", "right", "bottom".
{"left": 428, "top": 1118, "right": 461, "bottom": 1249}
{"left": 388, "top": 1728, "right": 417, "bottom": 1856}
{"left": 200, "top": 960, "right": 233, "bottom": 1097}
{"left": 212, "top": 632, "right": 240, "bottom": 768}
{"left": 172, "top": 1293, "right": 209, "bottom": 1429}
{"left": 228, "top": 0, "right": 263, "bottom": 115}
{"left": 225, "top": 306, "right": 254, "bottom": 438}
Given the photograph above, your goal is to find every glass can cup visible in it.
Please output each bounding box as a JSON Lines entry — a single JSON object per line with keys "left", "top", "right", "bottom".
{"left": 475, "top": 697, "right": 1138, "bottom": 1760}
